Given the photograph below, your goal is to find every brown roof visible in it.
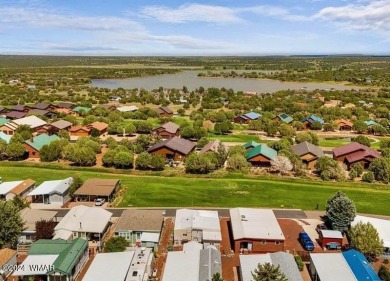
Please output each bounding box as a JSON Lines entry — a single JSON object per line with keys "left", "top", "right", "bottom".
{"left": 0, "top": 248, "right": 17, "bottom": 267}
{"left": 9, "top": 179, "right": 35, "bottom": 196}
{"left": 88, "top": 121, "right": 108, "bottom": 132}
{"left": 334, "top": 119, "right": 353, "bottom": 127}
{"left": 51, "top": 120, "right": 73, "bottom": 130}
{"left": 115, "top": 209, "right": 163, "bottom": 232}
{"left": 34, "top": 103, "right": 54, "bottom": 110}
{"left": 156, "top": 106, "right": 173, "bottom": 115}
{"left": 3, "top": 111, "right": 27, "bottom": 119}
{"left": 200, "top": 140, "right": 222, "bottom": 153}
{"left": 28, "top": 109, "right": 50, "bottom": 116}
{"left": 20, "top": 208, "right": 58, "bottom": 231}
{"left": 57, "top": 102, "right": 75, "bottom": 109}
{"left": 155, "top": 121, "right": 180, "bottom": 134}
{"left": 291, "top": 141, "right": 324, "bottom": 158}
{"left": 148, "top": 136, "right": 196, "bottom": 155}
{"left": 13, "top": 104, "right": 29, "bottom": 111}
{"left": 69, "top": 125, "right": 90, "bottom": 133}
{"left": 74, "top": 178, "right": 120, "bottom": 196}
{"left": 333, "top": 142, "right": 380, "bottom": 160}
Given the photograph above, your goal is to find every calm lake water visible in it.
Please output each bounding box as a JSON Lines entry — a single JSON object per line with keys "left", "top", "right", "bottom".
{"left": 92, "top": 70, "right": 359, "bottom": 93}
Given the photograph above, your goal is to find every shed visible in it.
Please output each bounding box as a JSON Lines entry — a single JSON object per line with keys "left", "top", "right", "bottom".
{"left": 318, "top": 230, "right": 343, "bottom": 249}
{"left": 73, "top": 178, "right": 120, "bottom": 202}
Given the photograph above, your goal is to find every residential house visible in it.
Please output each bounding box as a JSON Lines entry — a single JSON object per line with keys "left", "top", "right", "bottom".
{"left": 69, "top": 125, "right": 90, "bottom": 137}
{"left": 19, "top": 208, "right": 58, "bottom": 243}
{"left": 318, "top": 230, "right": 343, "bottom": 249}
{"left": 272, "top": 113, "right": 293, "bottom": 124}
{"left": 234, "top": 111, "right": 262, "bottom": 124}
{"left": 152, "top": 121, "right": 180, "bottom": 139}
{"left": 240, "top": 252, "right": 303, "bottom": 281}
{"left": 115, "top": 209, "right": 163, "bottom": 249}
{"left": 162, "top": 242, "right": 221, "bottom": 281}
{"left": 109, "top": 96, "right": 122, "bottom": 102}
{"left": 229, "top": 208, "right": 285, "bottom": 253}
{"left": 69, "top": 121, "right": 108, "bottom": 137}
{"left": 48, "top": 120, "right": 73, "bottom": 134}
{"left": 291, "top": 141, "right": 324, "bottom": 169}
{"left": 13, "top": 238, "right": 89, "bottom": 281}
{"left": 174, "top": 209, "right": 222, "bottom": 249}
{"left": 0, "top": 132, "right": 11, "bottom": 143}
{"left": 116, "top": 105, "right": 139, "bottom": 112}
{"left": 72, "top": 106, "right": 91, "bottom": 115}
{"left": 242, "top": 140, "right": 260, "bottom": 151}
{"left": 56, "top": 102, "right": 75, "bottom": 109}
{"left": 73, "top": 178, "right": 120, "bottom": 203}
{"left": 23, "top": 133, "right": 60, "bottom": 158}
{"left": 34, "top": 103, "right": 58, "bottom": 111}
{"left": 28, "top": 177, "right": 73, "bottom": 206}
{"left": 245, "top": 143, "right": 277, "bottom": 167}
{"left": 0, "top": 179, "right": 35, "bottom": 201}
{"left": 148, "top": 136, "right": 196, "bottom": 162}
{"left": 334, "top": 119, "right": 353, "bottom": 131}
{"left": 333, "top": 142, "right": 380, "bottom": 169}
{"left": 53, "top": 205, "right": 112, "bottom": 244}
{"left": 28, "top": 108, "right": 57, "bottom": 119}
{"left": 1, "top": 110, "right": 27, "bottom": 120}
{"left": 12, "top": 115, "right": 47, "bottom": 132}
{"left": 0, "top": 248, "right": 17, "bottom": 281}
{"left": 199, "top": 140, "right": 222, "bottom": 153}
{"left": 302, "top": 114, "right": 324, "bottom": 130}
{"left": 12, "top": 104, "right": 32, "bottom": 112}
{"left": 310, "top": 250, "right": 380, "bottom": 281}
{"left": 88, "top": 121, "right": 108, "bottom": 135}
{"left": 156, "top": 106, "right": 174, "bottom": 118}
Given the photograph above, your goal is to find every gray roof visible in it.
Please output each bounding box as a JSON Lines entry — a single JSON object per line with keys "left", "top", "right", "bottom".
{"left": 50, "top": 120, "right": 73, "bottom": 130}
{"left": 115, "top": 209, "right": 163, "bottom": 232}
{"left": 270, "top": 252, "right": 303, "bottom": 281}
{"left": 157, "top": 106, "right": 173, "bottom": 114}
{"left": 291, "top": 141, "right": 324, "bottom": 158}
{"left": 34, "top": 103, "right": 52, "bottom": 110}
{"left": 20, "top": 208, "right": 58, "bottom": 231}
{"left": 199, "top": 247, "right": 222, "bottom": 281}
{"left": 148, "top": 136, "right": 195, "bottom": 155}
{"left": 56, "top": 102, "right": 74, "bottom": 109}
{"left": 158, "top": 121, "right": 180, "bottom": 134}
{"left": 200, "top": 140, "right": 221, "bottom": 153}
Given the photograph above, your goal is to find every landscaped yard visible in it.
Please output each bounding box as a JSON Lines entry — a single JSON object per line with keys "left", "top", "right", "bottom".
{"left": 1, "top": 163, "right": 390, "bottom": 215}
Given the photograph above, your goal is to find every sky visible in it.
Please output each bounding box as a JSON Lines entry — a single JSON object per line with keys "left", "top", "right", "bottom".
{"left": 0, "top": 0, "right": 389, "bottom": 55}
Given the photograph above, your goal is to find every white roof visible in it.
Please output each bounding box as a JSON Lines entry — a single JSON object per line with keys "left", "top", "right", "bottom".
{"left": 352, "top": 215, "right": 390, "bottom": 248}
{"left": 83, "top": 252, "right": 134, "bottom": 281}
{"left": 117, "top": 106, "right": 139, "bottom": 112}
{"left": 140, "top": 232, "right": 160, "bottom": 243}
{"left": 320, "top": 230, "right": 343, "bottom": 239}
{"left": 13, "top": 255, "right": 58, "bottom": 276}
{"left": 162, "top": 248, "right": 201, "bottom": 281}
{"left": 240, "top": 254, "right": 272, "bottom": 281}
{"left": 52, "top": 229, "right": 73, "bottom": 240}
{"left": 230, "top": 208, "right": 285, "bottom": 241}
{"left": 0, "top": 181, "right": 23, "bottom": 195}
{"left": 183, "top": 241, "right": 203, "bottom": 252}
{"left": 310, "top": 253, "right": 357, "bottom": 281}
{"left": 54, "top": 205, "right": 112, "bottom": 234}
{"left": 126, "top": 247, "right": 153, "bottom": 281}
{"left": 28, "top": 177, "right": 73, "bottom": 196}
{"left": 13, "top": 116, "right": 47, "bottom": 129}
{"left": 175, "top": 209, "right": 221, "bottom": 240}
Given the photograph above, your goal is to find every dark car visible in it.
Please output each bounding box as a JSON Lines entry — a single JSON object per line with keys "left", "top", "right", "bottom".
{"left": 316, "top": 223, "right": 328, "bottom": 233}
{"left": 299, "top": 231, "right": 315, "bottom": 251}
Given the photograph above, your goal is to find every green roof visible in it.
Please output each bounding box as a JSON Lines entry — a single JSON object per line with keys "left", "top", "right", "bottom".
{"left": 277, "top": 113, "right": 293, "bottom": 124}
{"left": 29, "top": 238, "right": 88, "bottom": 276}
{"left": 24, "top": 133, "right": 60, "bottom": 151}
{"left": 73, "top": 106, "right": 91, "bottom": 112}
{"left": 242, "top": 141, "right": 260, "bottom": 149}
{"left": 0, "top": 118, "right": 9, "bottom": 126}
{"left": 246, "top": 144, "right": 277, "bottom": 160}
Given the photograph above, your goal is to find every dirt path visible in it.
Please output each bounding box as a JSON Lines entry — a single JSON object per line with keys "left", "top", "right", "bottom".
{"left": 153, "top": 218, "right": 174, "bottom": 280}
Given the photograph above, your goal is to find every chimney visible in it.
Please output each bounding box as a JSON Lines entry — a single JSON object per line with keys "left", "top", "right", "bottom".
{"left": 79, "top": 222, "right": 82, "bottom": 229}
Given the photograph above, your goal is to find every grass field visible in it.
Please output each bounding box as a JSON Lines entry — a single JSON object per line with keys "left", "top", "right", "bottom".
{"left": 207, "top": 133, "right": 271, "bottom": 143}
{"left": 1, "top": 163, "right": 390, "bottom": 215}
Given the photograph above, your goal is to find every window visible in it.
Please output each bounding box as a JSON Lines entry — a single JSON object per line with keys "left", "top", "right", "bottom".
{"left": 32, "top": 152, "right": 36, "bottom": 156}
{"left": 261, "top": 240, "right": 267, "bottom": 245}
{"left": 275, "top": 241, "right": 280, "bottom": 245}
{"left": 136, "top": 233, "right": 141, "bottom": 239}
{"left": 183, "top": 234, "right": 187, "bottom": 237}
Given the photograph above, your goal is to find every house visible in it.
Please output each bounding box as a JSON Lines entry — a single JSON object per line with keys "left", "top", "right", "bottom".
{"left": 333, "top": 142, "right": 380, "bottom": 169}
{"left": 152, "top": 121, "right": 180, "bottom": 139}
{"left": 23, "top": 133, "right": 60, "bottom": 158}
{"left": 49, "top": 120, "right": 73, "bottom": 134}
{"left": 242, "top": 140, "right": 260, "bottom": 151}
{"left": 174, "top": 209, "right": 222, "bottom": 249}
{"left": 34, "top": 103, "right": 57, "bottom": 111}
{"left": 318, "top": 230, "right": 343, "bottom": 249}
{"left": 69, "top": 121, "right": 108, "bottom": 137}
{"left": 0, "top": 121, "right": 18, "bottom": 135}
{"left": 19, "top": 208, "right": 58, "bottom": 243}
{"left": 89, "top": 121, "right": 108, "bottom": 135}
{"left": 56, "top": 102, "right": 75, "bottom": 109}
{"left": 53, "top": 205, "right": 112, "bottom": 244}
{"left": 0, "top": 132, "right": 11, "bottom": 143}
{"left": 234, "top": 111, "right": 262, "bottom": 124}
{"left": 28, "top": 108, "right": 57, "bottom": 119}
{"left": 12, "top": 104, "right": 31, "bottom": 112}
{"left": 116, "top": 105, "right": 139, "bottom": 112}
{"left": 12, "top": 115, "right": 47, "bottom": 132}
{"left": 162, "top": 242, "right": 221, "bottom": 281}
{"left": 28, "top": 177, "right": 73, "bottom": 206}
{"left": 245, "top": 144, "right": 277, "bottom": 167}
{"left": 302, "top": 114, "right": 324, "bottom": 129}
{"left": 310, "top": 250, "right": 380, "bottom": 281}
{"left": 272, "top": 113, "right": 293, "bottom": 124}
{"left": 229, "top": 208, "right": 285, "bottom": 253}
{"left": 291, "top": 141, "right": 324, "bottom": 169}
{"left": 0, "top": 248, "right": 17, "bottom": 281}
{"left": 199, "top": 140, "right": 222, "bottom": 153}
{"left": 240, "top": 252, "right": 303, "bottom": 281}
{"left": 13, "top": 238, "right": 89, "bottom": 281}
{"left": 114, "top": 209, "right": 163, "bottom": 249}
{"left": 148, "top": 136, "right": 196, "bottom": 162}
{"left": 0, "top": 179, "right": 35, "bottom": 201}
{"left": 72, "top": 106, "right": 91, "bottom": 115}
{"left": 352, "top": 215, "right": 390, "bottom": 257}
{"left": 1, "top": 110, "right": 27, "bottom": 121}
{"left": 73, "top": 178, "right": 120, "bottom": 203}
{"left": 156, "top": 106, "right": 174, "bottom": 118}
{"left": 334, "top": 119, "right": 353, "bottom": 131}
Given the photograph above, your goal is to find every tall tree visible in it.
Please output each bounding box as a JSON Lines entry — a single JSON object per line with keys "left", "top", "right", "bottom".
{"left": 326, "top": 191, "right": 356, "bottom": 232}
{"left": 251, "top": 263, "right": 288, "bottom": 281}
{"left": 0, "top": 200, "right": 25, "bottom": 248}
{"left": 349, "top": 222, "right": 384, "bottom": 260}
{"left": 35, "top": 220, "right": 57, "bottom": 240}
{"left": 104, "top": 236, "right": 128, "bottom": 253}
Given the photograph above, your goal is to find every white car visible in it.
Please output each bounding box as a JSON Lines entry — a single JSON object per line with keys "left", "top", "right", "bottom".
{"left": 95, "top": 198, "right": 106, "bottom": 206}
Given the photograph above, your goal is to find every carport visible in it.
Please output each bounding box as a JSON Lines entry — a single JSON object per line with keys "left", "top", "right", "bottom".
{"left": 74, "top": 179, "right": 120, "bottom": 203}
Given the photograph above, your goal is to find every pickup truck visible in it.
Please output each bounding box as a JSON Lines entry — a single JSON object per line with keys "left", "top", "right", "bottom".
{"left": 299, "top": 232, "right": 315, "bottom": 251}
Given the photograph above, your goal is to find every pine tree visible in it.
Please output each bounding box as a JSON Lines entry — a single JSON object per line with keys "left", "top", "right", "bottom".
{"left": 326, "top": 191, "right": 356, "bottom": 232}
{"left": 251, "top": 263, "right": 288, "bottom": 281}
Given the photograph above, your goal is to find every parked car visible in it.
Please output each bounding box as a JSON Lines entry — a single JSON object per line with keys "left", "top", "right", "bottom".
{"left": 299, "top": 231, "right": 315, "bottom": 251}
{"left": 95, "top": 198, "right": 106, "bottom": 206}
{"left": 316, "top": 223, "right": 328, "bottom": 233}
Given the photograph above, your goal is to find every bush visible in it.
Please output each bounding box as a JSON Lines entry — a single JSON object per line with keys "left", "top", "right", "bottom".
{"left": 362, "top": 171, "right": 375, "bottom": 183}
{"left": 378, "top": 265, "right": 390, "bottom": 281}
{"left": 294, "top": 255, "right": 304, "bottom": 271}
{"left": 384, "top": 259, "right": 389, "bottom": 265}
{"left": 104, "top": 236, "right": 128, "bottom": 253}
{"left": 227, "top": 154, "right": 250, "bottom": 171}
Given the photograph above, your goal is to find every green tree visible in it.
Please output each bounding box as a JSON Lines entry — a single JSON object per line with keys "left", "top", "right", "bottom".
{"left": 135, "top": 134, "right": 151, "bottom": 152}
{"left": 69, "top": 176, "right": 83, "bottom": 198}
{"left": 0, "top": 139, "right": 8, "bottom": 160}
{"left": 353, "top": 120, "right": 368, "bottom": 133}
{"left": 354, "top": 135, "right": 371, "bottom": 147}
{"left": 378, "top": 265, "right": 390, "bottom": 281}
{"left": 350, "top": 163, "right": 364, "bottom": 177}
{"left": 57, "top": 130, "right": 70, "bottom": 140}
{"left": 151, "top": 154, "right": 165, "bottom": 171}
{"left": 135, "top": 152, "right": 152, "bottom": 170}
{"left": 326, "top": 191, "right": 356, "bottom": 232}
{"left": 104, "top": 236, "right": 128, "bottom": 253}
{"left": 124, "top": 123, "right": 136, "bottom": 136}
{"left": 228, "top": 145, "right": 246, "bottom": 157}
{"left": 15, "top": 124, "right": 33, "bottom": 140}
{"left": 369, "top": 158, "right": 390, "bottom": 183}
{"left": 349, "top": 222, "right": 384, "bottom": 260}
{"left": 102, "top": 149, "right": 117, "bottom": 167}
{"left": 185, "top": 153, "right": 217, "bottom": 174}
{"left": 212, "top": 272, "right": 224, "bottom": 281}
{"left": 6, "top": 142, "right": 26, "bottom": 160}
{"left": 9, "top": 133, "right": 25, "bottom": 144}
{"left": 104, "top": 137, "right": 117, "bottom": 149}
{"left": 295, "top": 131, "right": 319, "bottom": 145}
{"left": 40, "top": 139, "right": 67, "bottom": 162}
{"left": 114, "top": 151, "right": 134, "bottom": 169}
{"left": 362, "top": 171, "right": 375, "bottom": 183}
{"left": 0, "top": 200, "right": 25, "bottom": 248}
{"left": 251, "top": 263, "right": 288, "bottom": 281}
{"left": 279, "top": 124, "right": 295, "bottom": 137}
{"left": 197, "top": 137, "right": 210, "bottom": 148}
{"left": 227, "top": 154, "right": 250, "bottom": 171}
{"left": 12, "top": 195, "right": 30, "bottom": 210}
{"left": 310, "top": 121, "right": 323, "bottom": 130}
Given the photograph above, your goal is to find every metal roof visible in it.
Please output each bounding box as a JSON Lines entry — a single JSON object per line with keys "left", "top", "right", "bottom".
{"left": 28, "top": 177, "right": 73, "bottom": 196}
{"left": 117, "top": 105, "right": 139, "bottom": 112}
{"left": 320, "top": 230, "right": 343, "bottom": 239}
{"left": 230, "top": 208, "right": 285, "bottom": 241}
{"left": 0, "top": 180, "right": 23, "bottom": 195}
{"left": 24, "top": 133, "right": 60, "bottom": 151}
{"left": 140, "top": 232, "right": 160, "bottom": 243}
{"left": 148, "top": 136, "right": 196, "bottom": 155}
{"left": 74, "top": 178, "right": 119, "bottom": 197}
{"left": 50, "top": 120, "right": 72, "bottom": 130}
{"left": 291, "top": 141, "right": 324, "bottom": 158}
{"left": 343, "top": 250, "right": 380, "bottom": 281}
{"left": 13, "top": 115, "right": 47, "bottom": 128}
{"left": 246, "top": 144, "right": 277, "bottom": 160}
{"left": 243, "top": 111, "right": 261, "bottom": 120}
{"left": 242, "top": 141, "right": 259, "bottom": 150}
{"left": 310, "top": 253, "right": 357, "bottom": 281}
{"left": 13, "top": 255, "right": 59, "bottom": 276}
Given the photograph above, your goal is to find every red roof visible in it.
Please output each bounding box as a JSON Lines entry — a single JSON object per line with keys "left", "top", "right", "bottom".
{"left": 333, "top": 142, "right": 380, "bottom": 163}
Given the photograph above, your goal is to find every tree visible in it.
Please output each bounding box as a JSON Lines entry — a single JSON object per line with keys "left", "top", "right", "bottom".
{"left": 369, "top": 158, "right": 390, "bottom": 183}
{"left": 104, "top": 236, "right": 128, "bottom": 253}
{"left": 15, "top": 124, "right": 33, "bottom": 140}
{"left": 251, "top": 262, "right": 288, "bottom": 281}
{"left": 197, "top": 137, "right": 210, "bottom": 148}
{"left": 12, "top": 195, "right": 30, "bottom": 210}
{"left": 310, "top": 121, "right": 323, "bottom": 130}
{"left": 124, "top": 123, "right": 136, "bottom": 136}
{"left": 279, "top": 124, "right": 295, "bottom": 137}
{"left": 212, "top": 272, "right": 224, "bottom": 281}
{"left": 362, "top": 171, "right": 375, "bottom": 183}
{"left": 378, "top": 265, "right": 390, "bottom": 281}
{"left": 326, "top": 191, "right": 356, "bottom": 232}
{"left": 0, "top": 200, "right": 25, "bottom": 248}
{"left": 228, "top": 145, "right": 246, "bottom": 157}
{"left": 113, "top": 151, "right": 134, "bottom": 169}
{"left": 151, "top": 154, "right": 165, "bottom": 171}
{"left": 35, "top": 220, "right": 56, "bottom": 240}
{"left": 40, "top": 139, "right": 68, "bottom": 162}
{"left": 135, "top": 152, "right": 153, "bottom": 170}
{"left": 315, "top": 156, "right": 345, "bottom": 181}
{"left": 185, "top": 153, "right": 217, "bottom": 174}
{"left": 215, "top": 144, "right": 228, "bottom": 167}
{"left": 57, "top": 129, "right": 70, "bottom": 140}
{"left": 354, "top": 135, "right": 371, "bottom": 147}
{"left": 295, "top": 131, "right": 319, "bottom": 145}
{"left": 271, "top": 156, "right": 293, "bottom": 174}
{"left": 69, "top": 176, "right": 83, "bottom": 198}
{"left": 227, "top": 154, "right": 250, "bottom": 171}
{"left": 349, "top": 222, "right": 384, "bottom": 260}
{"left": 353, "top": 120, "right": 368, "bottom": 133}
{"left": 6, "top": 142, "right": 26, "bottom": 160}
{"left": 102, "top": 149, "right": 117, "bottom": 167}
{"left": 9, "top": 133, "right": 25, "bottom": 144}
{"left": 0, "top": 139, "right": 7, "bottom": 160}
{"left": 350, "top": 163, "right": 364, "bottom": 177}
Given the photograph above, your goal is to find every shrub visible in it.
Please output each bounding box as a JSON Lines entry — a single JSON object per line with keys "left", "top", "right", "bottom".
{"left": 384, "top": 259, "right": 389, "bottom": 265}
{"left": 294, "top": 255, "right": 304, "bottom": 271}
{"left": 378, "top": 265, "right": 390, "bottom": 281}
{"left": 362, "top": 171, "right": 375, "bottom": 183}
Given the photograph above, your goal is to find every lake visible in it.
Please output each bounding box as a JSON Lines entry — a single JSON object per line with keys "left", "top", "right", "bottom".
{"left": 92, "top": 70, "right": 360, "bottom": 93}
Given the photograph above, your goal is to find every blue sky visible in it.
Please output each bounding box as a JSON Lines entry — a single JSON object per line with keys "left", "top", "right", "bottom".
{"left": 0, "top": 0, "right": 389, "bottom": 55}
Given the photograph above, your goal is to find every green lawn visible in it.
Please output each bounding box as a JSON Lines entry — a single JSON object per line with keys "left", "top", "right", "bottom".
{"left": 208, "top": 133, "right": 271, "bottom": 143}
{"left": 319, "top": 138, "right": 380, "bottom": 149}
{"left": 1, "top": 163, "right": 390, "bottom": 215}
